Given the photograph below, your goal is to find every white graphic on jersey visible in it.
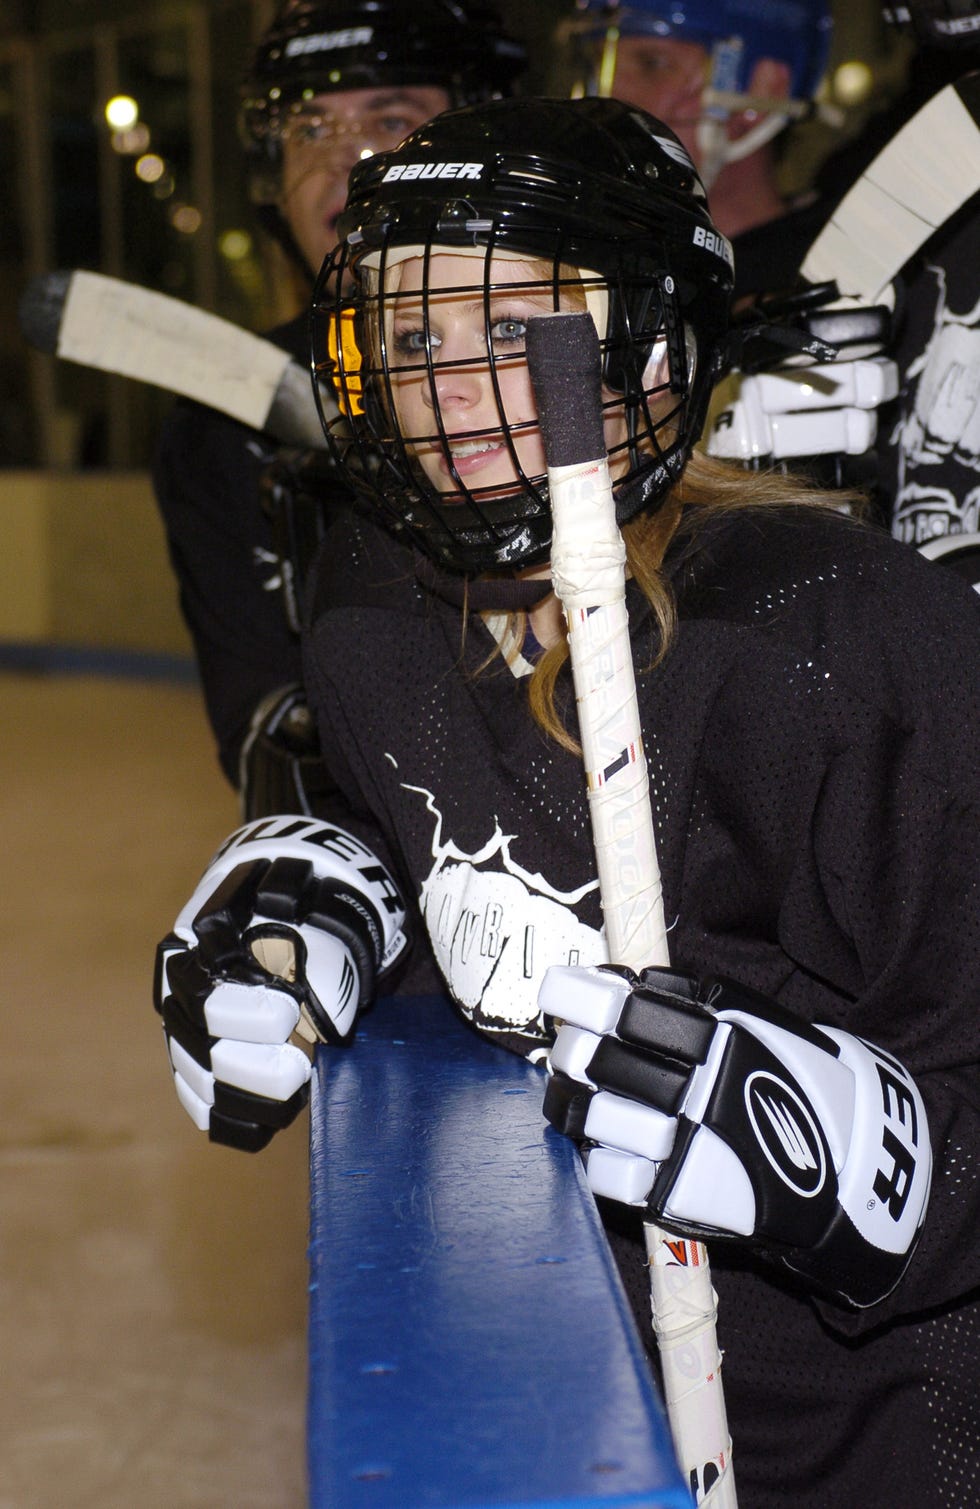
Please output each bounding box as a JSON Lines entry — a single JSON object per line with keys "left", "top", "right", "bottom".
{"left": 892, "top": 265, "right": 980, "bottom": 545}
{"left": 403, "top": 779, "right": 607, "bottom": 1040}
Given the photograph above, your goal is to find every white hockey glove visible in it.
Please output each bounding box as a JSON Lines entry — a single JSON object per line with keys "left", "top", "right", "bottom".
{"left": 709, "top": 290, "right": 897, "bottom": 474}
{"left": 706, "top": 355, "right": 898, "bottom": 464}
{"left": 154, "top": 816, "right": 409, "bottom": 1152}
{"left": 542, "top": 964, "right": 931, "bottom": 1308}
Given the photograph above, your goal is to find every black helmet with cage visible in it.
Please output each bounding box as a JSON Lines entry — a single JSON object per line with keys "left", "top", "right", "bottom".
{"left": 240, "top": 0, "right": 527, "bottom": 214}
{"left": 312, "top": 95, "right": 735, "bottom": 575}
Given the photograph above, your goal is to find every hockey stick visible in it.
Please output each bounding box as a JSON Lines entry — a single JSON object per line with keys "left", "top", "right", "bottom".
{"left": 800, "top": 72, "right": 980, "bottom": 305}
{"left": 18, "top": 268, "right": 330, "bottom": 448}
{"left": 526, "top": 311, "right": 735, "bottom": 1508}
{"left": 707, "top": 76, "right": 980, "bottom": 477}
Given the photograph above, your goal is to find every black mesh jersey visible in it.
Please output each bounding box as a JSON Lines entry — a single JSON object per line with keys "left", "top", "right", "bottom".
{"left": 152, "top": 314, "right": 308, "bottom": 785}
{"left": 302, "top": 501, "right": 980, "bottom": 1508}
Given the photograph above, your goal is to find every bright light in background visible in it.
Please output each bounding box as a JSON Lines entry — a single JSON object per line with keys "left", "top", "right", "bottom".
{"left": 105, "top": 94, "right": 139, "bottom": 130}
{"left": 218, "top": 229, "right": 253, "bottom": 261}
{"left": 135, "top": 153, "right": 166, "bottom": 184}
{"left": 110, "top": 122, "right": 150, "bottom": 155}
{"left": 833, "top": 60, "right": 874, "bottom": 107}
{"left": 170, "top": 204, "right": 202, "bottom": 235}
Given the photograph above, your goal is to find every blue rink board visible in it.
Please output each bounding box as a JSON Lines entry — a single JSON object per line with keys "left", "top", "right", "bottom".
{"left": 307, "top": 993, "right": 690, "bottom": 1509}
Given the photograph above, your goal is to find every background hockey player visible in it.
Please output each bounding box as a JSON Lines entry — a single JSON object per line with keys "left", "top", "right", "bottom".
{"left": 155, "top": 96, "right": 980, "bottom": 1507}
{"left": 552, "top": 0, "right": 902, "bottom": 491}
{"left": 554, "top": 0, "right": 837, "bottom": 296}
{"left": 151, "top": 0, "right": 525, "bottom": 817}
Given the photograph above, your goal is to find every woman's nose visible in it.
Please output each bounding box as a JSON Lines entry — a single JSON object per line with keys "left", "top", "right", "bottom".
{"left": 424, "top": 349, "right": 484, "bottom": 412}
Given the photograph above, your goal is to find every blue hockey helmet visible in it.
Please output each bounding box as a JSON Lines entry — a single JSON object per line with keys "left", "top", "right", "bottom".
{"left": 562, "top": 0, "right": 833, "bottom": 183}
{"left": 568, "top": 0, "right": 833, "bottom": 103}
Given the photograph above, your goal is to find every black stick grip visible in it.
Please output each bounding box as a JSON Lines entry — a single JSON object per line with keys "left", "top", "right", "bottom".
{"left": 18, "top": 270, "right": 72, "bottom": 354}
{"left": 526, "top": 312, "right": 605, "bottom": 468}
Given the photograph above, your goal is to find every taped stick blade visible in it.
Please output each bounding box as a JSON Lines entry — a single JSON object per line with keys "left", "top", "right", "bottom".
{"left": 17, "top": 267, "right": 329, "bottom": 447}
{"left": 801, "top": 76, "right": 980, "bottom": 305}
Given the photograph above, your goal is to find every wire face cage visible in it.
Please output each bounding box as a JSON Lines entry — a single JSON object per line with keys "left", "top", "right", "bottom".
{"left": 313, "top": 224, "right": 697, "bottom": 576}
{"left": 309, "top": 96, "right": 735, "bottom": 574}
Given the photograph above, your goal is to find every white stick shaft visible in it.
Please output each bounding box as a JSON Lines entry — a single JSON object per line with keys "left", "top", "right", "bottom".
{"left": 564, "top": 594, "right": 670, "bottom": 969}
{"left": 549, "top": 455, "right": 736, "bottom": 1508}
{"left": 647, "top": 1230, "right": 733, "bottom": 1505}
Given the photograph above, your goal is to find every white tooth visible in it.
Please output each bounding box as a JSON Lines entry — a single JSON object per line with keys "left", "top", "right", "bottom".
{"left": 450, "top": 439, "right": 497, "bottom": 459}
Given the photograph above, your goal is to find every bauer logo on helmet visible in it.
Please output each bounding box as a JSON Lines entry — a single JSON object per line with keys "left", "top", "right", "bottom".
{"left": 284, "top": 27, "right": 374, "bottom": 58}
{"left": 381, "top": 161, "right": 484, "bottom": 183}
{"left": 693, "top": 223, "right": 734, "bottom": 268}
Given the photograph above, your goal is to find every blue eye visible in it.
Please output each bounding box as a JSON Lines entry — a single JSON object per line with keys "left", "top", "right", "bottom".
{"left": 393, "top": 328, "right": 439, "bottom": 357}
{"left": 490, "top": 317, "right": 527, "bottom": 345}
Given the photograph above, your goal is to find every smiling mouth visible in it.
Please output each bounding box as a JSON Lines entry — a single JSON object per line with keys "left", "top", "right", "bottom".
{"left": 449, "top": 438, "right": 500, "bottom": 460}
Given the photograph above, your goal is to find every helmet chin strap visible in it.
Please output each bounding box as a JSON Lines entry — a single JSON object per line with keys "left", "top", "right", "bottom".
{"left": 695, "top": 108, "right": 789, "bottom": 188}
{"left": 695, "top": 33, "right": 793, "bottom": 188}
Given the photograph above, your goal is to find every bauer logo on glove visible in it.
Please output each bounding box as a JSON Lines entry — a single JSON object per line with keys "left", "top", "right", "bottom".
{"left": 154, "top": 815, "right": 409, "bottom": 1151}
{"left": 541, "top": 962, "right": 932, "bottom": 1309}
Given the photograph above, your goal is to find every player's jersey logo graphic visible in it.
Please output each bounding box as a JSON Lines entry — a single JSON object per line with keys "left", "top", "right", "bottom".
{"left": 403, "top": 778, "right": 606, "bottom": 1043}
{"left": 892, "top": 263, "right": 980, "bottom": 545}
{"left": 744, "top": 1071, "right": 826, "bottom": 1198}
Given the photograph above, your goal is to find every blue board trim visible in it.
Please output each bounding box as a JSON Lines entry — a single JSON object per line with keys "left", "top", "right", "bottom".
{"left": 307, "top": 993, "right": 690, "bottom": 1508}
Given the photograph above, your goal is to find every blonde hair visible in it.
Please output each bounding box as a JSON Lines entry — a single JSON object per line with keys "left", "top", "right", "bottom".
{"left": 483, "top": 449, "right": 866, "bottom": 752}
{"left": 358, "top": 250, "right": 865, "bottom": 750}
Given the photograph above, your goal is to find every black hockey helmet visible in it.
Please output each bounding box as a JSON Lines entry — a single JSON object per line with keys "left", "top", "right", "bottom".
{"left": 240, "top": 0, "right": 527, "bottom": 207}
{"left": 312, "top": 95, "right": 734, "bottom": 575}
{"left": 882, "top": 0, "right": 980, "bottom": 45}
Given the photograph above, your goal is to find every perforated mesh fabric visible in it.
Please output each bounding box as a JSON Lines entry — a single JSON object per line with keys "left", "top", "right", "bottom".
{"left": 302, "top": 500, "right": 980, "bottom": 1503}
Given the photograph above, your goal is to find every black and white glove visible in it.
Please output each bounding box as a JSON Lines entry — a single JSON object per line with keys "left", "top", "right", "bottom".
{"left": 706, "top": 354, "right": 898, "bottom": 467}
{"left": 541, "top": 964, "right": 931, "bottom": 1308}
{"left": 154, "top": 815, "right": 409, "bottom": 1151}
{"left": 708, "top": 288, "right": 897, "bottom": 481}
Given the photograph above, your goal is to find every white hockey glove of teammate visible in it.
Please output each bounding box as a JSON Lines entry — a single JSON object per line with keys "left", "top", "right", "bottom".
{"left": 541, "top": 964, "right": 931, "bottom": 1308}
{"left": 154, "top": 816, "right": 409, "bottom": 1152}
{"left": 706, "top": 354, "right": 898, "bottom": 464}
{"left": 708, "top": 289, "right": 898, "bottom": 470}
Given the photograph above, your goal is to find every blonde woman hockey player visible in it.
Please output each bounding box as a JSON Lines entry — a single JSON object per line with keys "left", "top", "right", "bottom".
{"left": 156, "top": 96, "right": 980, "bottom": 1508}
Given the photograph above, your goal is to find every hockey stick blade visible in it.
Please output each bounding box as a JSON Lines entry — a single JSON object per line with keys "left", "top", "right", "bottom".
{"left": 18, "top": 268, "right": 329, "bottom": 448}
{"left": 526, "top": 311, "right": 736, "bottom": 1507}
{"left": 801, "top": 72, "right": 980, "bottom": 305}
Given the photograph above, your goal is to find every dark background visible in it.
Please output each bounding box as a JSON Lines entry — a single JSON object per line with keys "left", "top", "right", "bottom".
{"left": 0, "top": 0, "right": 913, "bottom": 469}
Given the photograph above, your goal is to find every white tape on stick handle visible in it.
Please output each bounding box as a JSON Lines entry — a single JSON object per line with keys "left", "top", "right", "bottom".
{"left": 526, "top": 310, "right": 736, "bottom": 1506}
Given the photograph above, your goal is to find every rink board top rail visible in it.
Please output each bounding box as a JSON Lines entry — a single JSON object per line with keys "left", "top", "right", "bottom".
{"left": 307, "top": 992, "right": 689, "bottom": 1509}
